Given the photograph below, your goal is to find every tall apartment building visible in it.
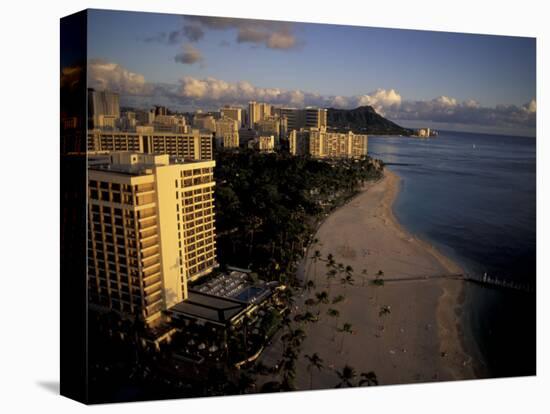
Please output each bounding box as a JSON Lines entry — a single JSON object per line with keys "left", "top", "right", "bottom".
{"left": 255, "top": 116, "right": 283, "bottom": 144}
{"left": 220, "top": 106, "right": 243, "bottom": 127}
{"left": 215, "top": 116, "right": 240, "bottom": 149}
{"left": 88, "top": 152, "right": 217, "bottom": 326}
{"left": 88, "top": 129, "right": 213, "bottom": 160}
{"left": 88, "top": 88, "right": 120, "bottom": 129}
{"left": 289, "top": 129, "right": 310, "bottom": 156}
{"left": 305, "top": 108, "right": 327, "bottom": 129}
{"left": 290, "top": 127, "right": 368, "bottom": 159}
{"left": 248, "top": 101, "right": 272, "bottom": 128}
{"left": 279, "top": 107, "right": 327, "bottom": 131}
{"left": 248, "top": 101, "right": 258, "bottom": 128}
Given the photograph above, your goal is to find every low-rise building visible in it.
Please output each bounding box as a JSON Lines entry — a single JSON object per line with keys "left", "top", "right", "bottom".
{"left": 248, "top": 135, "right": 275, "bottom": 153}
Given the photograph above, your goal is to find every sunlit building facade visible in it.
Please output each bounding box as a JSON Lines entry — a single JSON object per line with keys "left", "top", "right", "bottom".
{"left": 215, "top": 116, "right": 240, "bottom": 149}
{"left": 88, "top": 152, "right": 217, "bottom": 326}
{"left": 290, "top": 127, "right": 368, "bottom": 159}
{"left": 87, "top": 129, "right": 213, "bottom": 160}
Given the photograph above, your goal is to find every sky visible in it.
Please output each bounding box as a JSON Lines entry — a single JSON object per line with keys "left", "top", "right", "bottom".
{"left": 84, "top": 9, "right": 537, "bottom": 136}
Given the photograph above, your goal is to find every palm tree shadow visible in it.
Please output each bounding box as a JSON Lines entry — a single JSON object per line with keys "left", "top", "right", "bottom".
{"left": 36, "top": 381, "right": 59, "bottom": 395}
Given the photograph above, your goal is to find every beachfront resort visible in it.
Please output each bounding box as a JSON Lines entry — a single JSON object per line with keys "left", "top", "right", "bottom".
{"left": 76, "top": 90, "right": 390, "bottom": 399}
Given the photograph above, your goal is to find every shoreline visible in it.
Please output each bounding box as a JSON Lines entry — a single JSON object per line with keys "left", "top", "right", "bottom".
{"left": 258, "top": 168, "right": 482, "bottom": 387}
{"left": 382, "top": 170, "right": 482, "bottom": 379}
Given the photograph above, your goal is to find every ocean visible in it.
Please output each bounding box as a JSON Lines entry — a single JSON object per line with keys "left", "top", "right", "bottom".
{"left": 369, "top": 131, "right": 536, "bottom": 378}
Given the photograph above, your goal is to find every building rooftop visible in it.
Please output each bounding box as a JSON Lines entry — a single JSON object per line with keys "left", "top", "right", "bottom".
{"left": 88, "top": 151, "right": 213, "bottom": 176}
{"left": 169, "top": 290, "right": 249, "bottom": 326}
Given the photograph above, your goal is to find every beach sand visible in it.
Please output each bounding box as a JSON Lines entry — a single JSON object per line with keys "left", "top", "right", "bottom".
{"left": 258, "top": 169, "right": 480, "bottom": 389}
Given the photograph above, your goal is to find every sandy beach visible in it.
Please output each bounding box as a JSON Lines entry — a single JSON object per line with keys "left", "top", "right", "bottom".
{"left": 258, "top": 169, "right": 482, "bottom": 388}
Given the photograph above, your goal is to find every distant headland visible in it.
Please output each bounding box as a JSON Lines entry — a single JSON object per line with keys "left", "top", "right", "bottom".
{"left": 327, "top": 105, "right": 414, "bottom": 136}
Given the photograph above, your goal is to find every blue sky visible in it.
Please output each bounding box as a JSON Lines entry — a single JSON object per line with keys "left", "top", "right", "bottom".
{"left": 86, "top": 9, "right": 536, "bottom": 136}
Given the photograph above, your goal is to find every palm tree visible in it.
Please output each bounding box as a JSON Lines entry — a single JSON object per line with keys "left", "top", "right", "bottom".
{"left": 326, "top": 268, "right": 338, "bottom": 291}
{"left": 331, "top": 294, "right": 345, "bottom": 305}
{"left": 326, "top": 308, "right": 340, "bottom": 340}
{"left": 338, "top": 322, "right": 354, "bottom": 353}
{"left": 340, "top": 274, "right": 355, "bottom": 288}
{"left": 310, "top": 250, "right": 322, "bottom": 284}
{"left": 335, "top": 364, "right": 357, "bottom": 388}
{"left": 282, "top": 328, "right": 306, "bottom": 349}
{"left": 305, "top": 280, "right": 316, "bottom": 293}
{"left": 294, "top": 311, "right": 318, "bottom": 324}
{"left": 379, "top": 305, "right": 391, "bottom": 317}
{"left": 304, "top": 353, "right": 324, "bottom": 389}
{"left": 315, "top": 291, "right": 329, "bottom": 305}
{"left": 325, "top": 254, "right": 336, "bottom": 270}
{"left": 302, "top": 311, "right": 318, "bottom": 324}
{"left": 280, "top": 356, "right": 297, "bottom": 391}
{"left": 359, "top": 371, "right": 378, "bottom": 386}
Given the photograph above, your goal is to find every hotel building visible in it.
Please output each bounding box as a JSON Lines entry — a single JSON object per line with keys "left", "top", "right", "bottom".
{"left": 220, "top": 106, "right": 243, "bottom": 127}
{"left": 88, "top": 152, "right": 217, "bottom": 326}
{"left": 88, "top": 129, "right": 213, "bottom": 160}
{"left": 248, "top": 101, "right": 272, "bottom": 128}
{"left": 290, "top": 127, "right": 368, "bottom": 159}
{"left": 215, "top": 116, "right": 240, "bottom": 149}
{"left": 279, "top": 107, "right": 327, "bottom": 131}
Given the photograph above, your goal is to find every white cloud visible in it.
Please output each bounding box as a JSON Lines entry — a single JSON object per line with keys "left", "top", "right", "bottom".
{"left": 88, "top": 59, "right": 151, "bottom": 95}
{"left": 87, "top": 60, "right": 536, "bottom": 133}
{"left": 331, "top": 96, "right": 350, "bottom": 108}
{"left": 356, "top": 88, "right": 402, "bottom": 114}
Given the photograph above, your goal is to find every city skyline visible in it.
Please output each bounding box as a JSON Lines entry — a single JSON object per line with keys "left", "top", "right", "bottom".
{"left": 85, "top": 9, "right": 537, "bottom": 136}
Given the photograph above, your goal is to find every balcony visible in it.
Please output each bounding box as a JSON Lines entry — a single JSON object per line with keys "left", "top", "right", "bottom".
{"left": 141, "top": 237, "right": 158, "bottom": 250}
{"left": 142, "top": 264, "right": 161, "bottom": 278}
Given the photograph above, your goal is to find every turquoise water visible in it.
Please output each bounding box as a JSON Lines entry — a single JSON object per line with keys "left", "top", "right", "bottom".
{"left": 369, "top": 131, "right": 536, "bottom": 378}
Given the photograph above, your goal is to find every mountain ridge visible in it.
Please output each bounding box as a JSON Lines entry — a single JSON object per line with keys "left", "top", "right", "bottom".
{"left": 327, "top": 106, "right": 413, "bottom": 136}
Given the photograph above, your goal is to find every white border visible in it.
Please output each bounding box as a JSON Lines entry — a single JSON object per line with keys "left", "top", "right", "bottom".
{"left": 0, "top": 0, "right": 547, "bottom": 412}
